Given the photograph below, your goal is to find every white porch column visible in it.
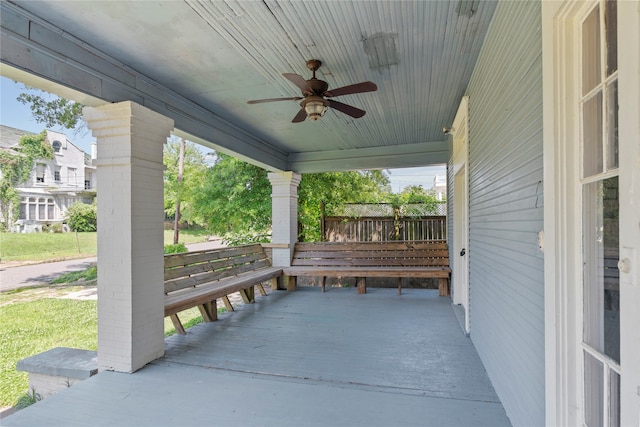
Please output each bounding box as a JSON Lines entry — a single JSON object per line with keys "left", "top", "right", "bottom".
{"left": 268, "top": 172, "right": 301, "bottom": 288}
{"left": 84, "top": 101, "right": 173, "bottom": 373}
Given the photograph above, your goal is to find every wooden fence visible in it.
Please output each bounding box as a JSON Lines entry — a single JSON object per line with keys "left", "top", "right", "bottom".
{"left": 322, "top": 216, "right": 446, "bottom": 242}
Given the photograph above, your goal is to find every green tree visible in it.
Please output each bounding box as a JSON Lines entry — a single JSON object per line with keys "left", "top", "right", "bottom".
{"left": 298, "top": 171, "right": 389, "bottom": 241}
{"left": 192, "top": 154, "right": 272, "bottom": 244}
{"left": 0, "top": 131, "right": 53, "bottom": 230}
{"left": 65, "top": 201, "right": 97, "bottom": 232}
{"left": 163, "top": 137, "right": 208, "bottom": 227}
{"left": 17, "top": 87, "right": 84, "bottom": 131}
{"left": 192, "top": 154, "right": 390, "bottom": 244}
{"left": 387, "top": 185, "right": 442, "bottom": 215}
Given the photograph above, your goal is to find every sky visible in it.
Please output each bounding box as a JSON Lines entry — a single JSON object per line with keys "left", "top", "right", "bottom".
{"left": 1, "top": 76, "right": 445, "bottom": 191}
{"left": 0, "top": 76, "right": 95, "bottom": 152}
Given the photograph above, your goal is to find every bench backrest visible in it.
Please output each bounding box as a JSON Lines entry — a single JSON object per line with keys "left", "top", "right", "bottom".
{"left": 164, "top": 244, "right": 271, "bottom": 293}
{"left": 292, "top": 241, "right": 449, "bottom": 268}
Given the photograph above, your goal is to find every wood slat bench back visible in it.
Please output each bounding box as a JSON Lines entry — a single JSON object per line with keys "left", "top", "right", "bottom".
{"left": 286, "top": 240, "right": 451, "bottom": 295}
{"left": 164, "top": 244, "right": 269, "bottom": 293}
{"left": 292, "top": 241, "right": 449, "bottom": 268}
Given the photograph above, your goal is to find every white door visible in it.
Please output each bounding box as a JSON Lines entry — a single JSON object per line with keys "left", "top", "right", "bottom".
{"left": 451, "top": 96, "right": 470, "bottom": 334}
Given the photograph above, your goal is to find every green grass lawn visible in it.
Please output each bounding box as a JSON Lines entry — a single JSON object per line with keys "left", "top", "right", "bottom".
{"left": 0, "top": 297, "right": 97, "bottom": 408}
{"left": 0, "top": 227, "right": 213, "bottom": 407}
{"left": 0, "top": 287, "right": 207, "bottom": 408}
{"left": 0, "top": 229, "right": 211, "bottom": 263}
{"left": 0, "top": 232, "right": 98, "bottom": 262}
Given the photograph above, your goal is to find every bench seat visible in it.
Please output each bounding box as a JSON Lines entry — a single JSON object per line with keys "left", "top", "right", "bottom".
{"left": 284, "top": 266, "right": 450, "bottom": 278}
{"left": 165, "top": 266, "right": 283, "bottom": 316}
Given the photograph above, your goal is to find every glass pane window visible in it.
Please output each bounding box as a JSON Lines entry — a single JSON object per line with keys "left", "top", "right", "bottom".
{"left": 605, "top": 0, "right": 617, "bottom": 76}
{"left": 582, "top": 5, "right": 601, "bottom": 95}
{"left": 606, "top": 80, "right": 618, "bottom": 169}
{"left": 584, "top": 352, "right": 604, "bottom": 427}
{"left": 68, "top": 168, "right": 77, "bottom": 185}
{"left": 610, "top": 370, "right": 620, "bottom": 427}
{"left": 583, "top": 177, "right": 619, "bottom": 362}
{"left": 36, "top": 165, "right": 46, "bottom": 183}
{"left": 583, "top": 93, "right": 603, "bottom": 177}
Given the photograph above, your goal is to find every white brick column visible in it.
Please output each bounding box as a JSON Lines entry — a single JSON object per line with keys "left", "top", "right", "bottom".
{"left": 268, "top": 172, "right": 301, "bottom": 274}
{"left": 84, "top": 101, "right": 173, "bottom": 373}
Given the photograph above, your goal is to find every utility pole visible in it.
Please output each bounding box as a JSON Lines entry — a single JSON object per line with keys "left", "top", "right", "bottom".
{"left": 173, "top": 138, "right": 185, "bottom": 244}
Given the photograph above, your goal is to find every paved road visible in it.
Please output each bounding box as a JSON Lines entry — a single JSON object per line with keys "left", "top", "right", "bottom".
{"left": 0, "top": 240, "right": 225, "bottom": 293}
{"left": 0, "top": 257, "right": 97, "bottom": 292}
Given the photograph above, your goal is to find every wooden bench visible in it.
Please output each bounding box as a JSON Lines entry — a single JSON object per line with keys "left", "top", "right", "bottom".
{"left": 164, "top": 244, "right": 282, "bottom": 334}
{"left": 283, "top": 241, "right": 450, "bottom": 295}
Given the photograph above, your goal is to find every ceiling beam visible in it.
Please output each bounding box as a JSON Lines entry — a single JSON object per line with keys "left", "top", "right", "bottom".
{"left": 0, "top": 2, "right": 289, "bottom": 172}
{"left": 288, "top": 140, "right": 449, "bottom": 173}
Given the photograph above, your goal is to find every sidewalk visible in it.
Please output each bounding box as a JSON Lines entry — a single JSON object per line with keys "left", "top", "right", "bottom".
{"left": 0, "top": 240, "right": 225, "bottom": 293}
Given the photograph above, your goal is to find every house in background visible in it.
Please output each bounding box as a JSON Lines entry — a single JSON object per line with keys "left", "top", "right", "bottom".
{"left": 431, "top": 174, "right": 446, "bottom": 201}
{"left": 0, "top": 125, "right": 96, "bottom": 232}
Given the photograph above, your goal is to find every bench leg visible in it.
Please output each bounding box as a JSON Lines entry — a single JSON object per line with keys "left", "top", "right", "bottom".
{"left": 240, "top": 287, "right": 255, "bottom": 304}
{"left": 398, "top": 277, "right": 402, "bottom": 295}
{"left": 270, "top": 277, "right": 278, "bottom": 291}
{"left": 287, "top": 276, "right": 297, "bottom": 292}
{"left": 222, "top": 295, "right": 234, "bottom": 312}
{"left": 170, "top": 314, "right": 186, "bottom": 335}
{"left": 356, "top": 277, "right": 366, "bottom": 294}
{"left": 438, "top": 278, "right": 450, "bottom": 296}
{"left": 321, "top": 276, "right": 326, "bottom": 293}
{"left": 257, "top": 283, "right": 267, "bottom": 296}
{"left": 198, "top": 301, "right": 217, "bottom": 322}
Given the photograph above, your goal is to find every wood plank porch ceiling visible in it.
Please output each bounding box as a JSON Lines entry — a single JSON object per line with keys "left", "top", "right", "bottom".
{"left": 1, "top": 1, "right": 497, "bottom": 173}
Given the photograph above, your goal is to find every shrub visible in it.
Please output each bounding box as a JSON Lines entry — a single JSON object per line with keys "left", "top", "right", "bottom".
{"left": 65, "top": 202, "right": 97, "bottom": 232}
{"left": 51, "top": 223, "right": 63, "bottom": 233}
{"left": 164, "top": 243, "right": 187, "bottom": 254}
{"left": 14, "top": 387, "right": 42, "bottom": 409}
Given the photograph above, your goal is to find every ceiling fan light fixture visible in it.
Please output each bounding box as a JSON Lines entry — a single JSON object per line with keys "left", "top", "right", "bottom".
{"left": 304, "top": 99, "right": 328, "bottom": 121}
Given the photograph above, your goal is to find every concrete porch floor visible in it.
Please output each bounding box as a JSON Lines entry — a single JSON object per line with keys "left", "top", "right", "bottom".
{"left": 4, "top": 287, "right": 511, "bottom": 426}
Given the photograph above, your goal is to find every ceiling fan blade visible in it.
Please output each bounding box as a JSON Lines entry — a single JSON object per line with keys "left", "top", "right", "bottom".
{"left": 291, "top": 108, "right": 307, "bottom": 123}
{"left": 325, "top": 81, "right": 377, "bottom": 97}
{"left": 247, "top": 97, "right": 301, "bottom": 104}
{"left": 328, "top": 100, "right": 366, "bottom": 119}
{"left": 283, "top": 73, "right": 313, "bottom": 94}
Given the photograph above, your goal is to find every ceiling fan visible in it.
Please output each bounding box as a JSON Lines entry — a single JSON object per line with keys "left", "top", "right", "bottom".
{"left": 247, "top": 59, "right": 377, "bottom": 123}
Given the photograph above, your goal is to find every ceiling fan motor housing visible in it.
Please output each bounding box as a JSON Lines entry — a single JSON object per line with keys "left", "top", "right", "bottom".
{"left": 306, "top": 78, "right": 329, "bottom": 96}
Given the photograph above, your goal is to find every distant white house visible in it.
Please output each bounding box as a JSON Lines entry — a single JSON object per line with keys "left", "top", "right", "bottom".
{"left": 0, "top": 125, "right": 97, "bottom": 232}
{"left": 432, "top": 174, "right": 446, "bottom": 201}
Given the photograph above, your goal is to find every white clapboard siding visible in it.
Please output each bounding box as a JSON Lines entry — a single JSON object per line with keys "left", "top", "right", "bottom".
{"left": 463, "top": 2, "right": 544, "bottom": 426}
